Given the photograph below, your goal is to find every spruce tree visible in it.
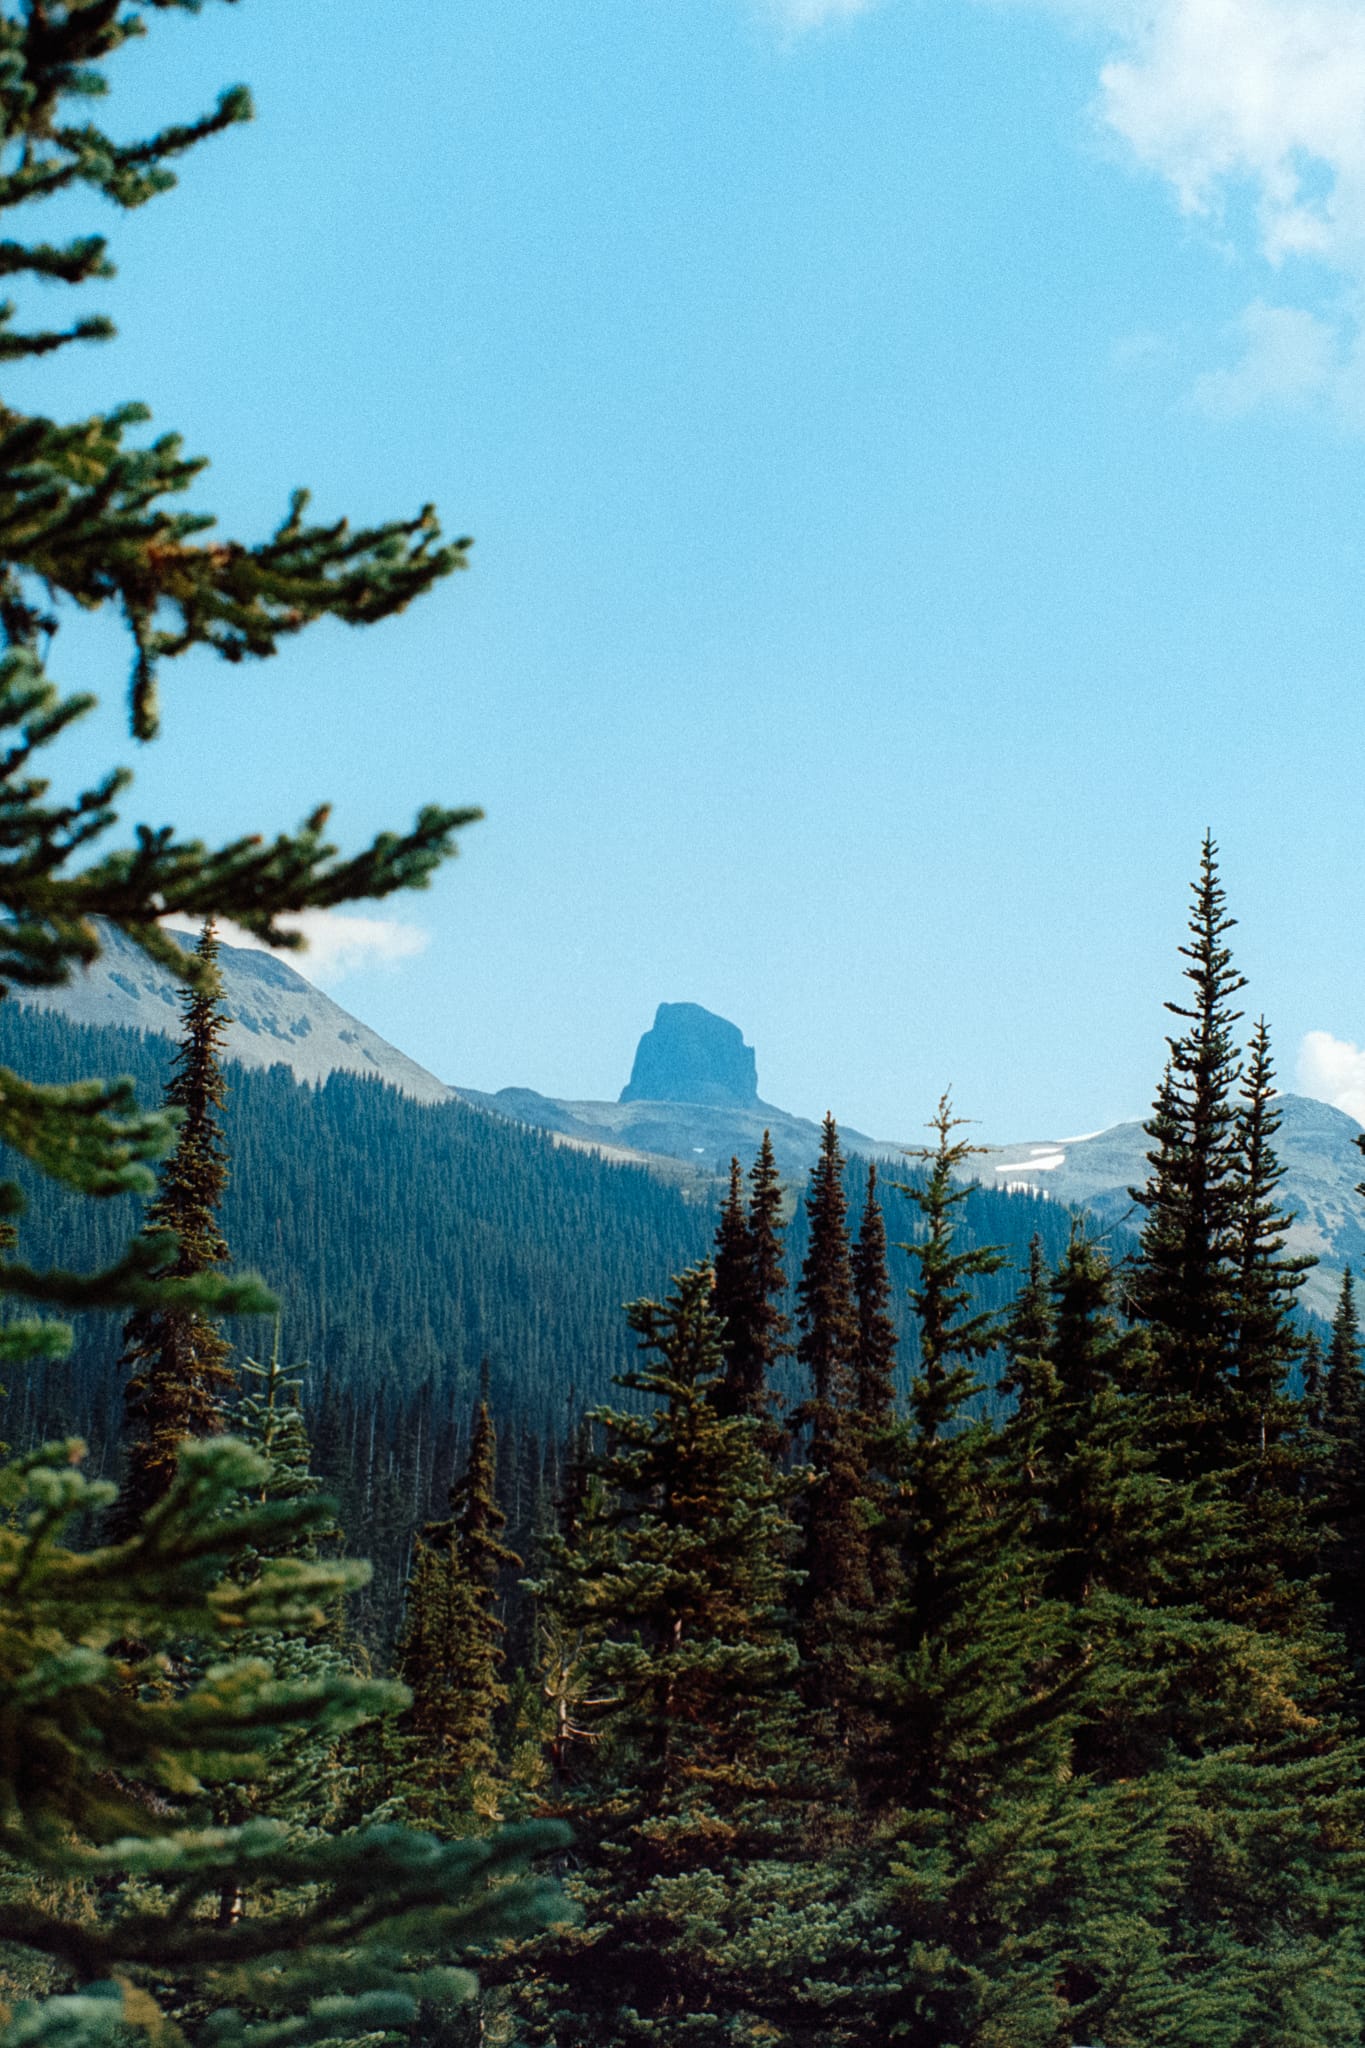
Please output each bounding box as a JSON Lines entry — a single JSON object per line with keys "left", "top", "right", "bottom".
{"left": 858, "top": 1099, "right": 1074, "bottom": 2047}
{"left": 1130, "top": 835, "right": 1246, "bottom": 1476}
{"left": 1326, "top": 1265, "right": 1363, "bottom": 1431}
{"left": 116, "top": 919, "right": 236, "bottom": 1528}
{"left": 793, "top": 1115, "right": 870, "bottom": 1728}
{"left": 747, "top": 1130, "right": 791, "bottom": 1445}
{"left": 1322, "top": 1267, "right": 1365, "bottom": 1679}
{"left": 1230, "top": 1019, "right": 1313, "bottom": 1435}
{"left": 517, "top": 1265, "right": 856, "bottom": 2046}
{"left": 394, "top": 1395, "right": 519, "bottom": 1830}
{"left": 850, "top": 1161, "right": 900, "bottom": 1604}
{"left": 206, "top": 1336, "right": 354, "bottom": 1929}
{"left": 711, "top": 1156, "right": 760, "bottom": 1420}
{"left": 707, "top": 1136, "right": 792, "bottom": 1452}
{"left": 997, "top": 1233, "right": 1056, "bottom": 1505}
{"left": 1034, "top": 1234, "right": 1365, "bottom": 2041}
{"left": 0, "top": 1436, "right": 565, "bottom": 2048}
{"left": 1222, "top": 1017, "right": 1319, "bottom": 1631}
{"left": 0, "top": 7, "right": 558, "bottom": 2038}
{"left": 851, "top": 1161, "right": 899, "bottom": 1440}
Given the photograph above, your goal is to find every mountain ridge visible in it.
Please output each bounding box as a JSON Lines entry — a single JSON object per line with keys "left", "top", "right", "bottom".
{"left": 13, "top": 947, "right": 1364, "bottom": 1317}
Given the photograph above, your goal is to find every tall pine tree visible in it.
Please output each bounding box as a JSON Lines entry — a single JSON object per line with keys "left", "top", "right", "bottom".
{"left": 793, "top": 1115, "right": 871, "bottom": 1730}
{"left": 395, "top": 1391, "right": 520, "bottom": 1830}
{"left": 517, "top": 1265, "right": 853, "bottom": 2046}
{"left": 116, "top": 919, "right": 237, "bottom": 1528}
{"left": 1130, "top": 835, "right": 1247, "bottom": 1477}
{"left": 857, "top": 1099, "right": 1074, "bottom": 2047}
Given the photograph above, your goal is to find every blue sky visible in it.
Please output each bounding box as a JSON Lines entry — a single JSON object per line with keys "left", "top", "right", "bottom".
{"left": 19, "top": 0, "right": 1365, "bottom": 1139}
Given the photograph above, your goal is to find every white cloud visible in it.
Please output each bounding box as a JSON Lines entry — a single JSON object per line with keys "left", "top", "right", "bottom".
{"left": 1098, "top": 0, "right": 1365, "bottom": 255}
{"left": 1085, "top": 0, "right": 1365, "bottom": 409}
{"left": 1297, "top": 1028, "right": 1365, "bottom": 1124}
{"left": 162, "top": 909, "right": 428, "bottom": 986}
{"left": 1190, "top": 298, "right": 1341, "bottom": 411}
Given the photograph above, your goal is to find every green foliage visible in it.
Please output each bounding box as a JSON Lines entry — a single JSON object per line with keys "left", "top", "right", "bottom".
{"left": 793, "top": 1115, "right": 874, "bottom": 1734}
{"left": 394, "top": 1398, "right": 520, "bottom": 1829}
{"left": 1130, "top": 833, "right": 1247, "bottom": 1476}
{"left": 712, "top": 1134, "right": 791, "bottom": 1453}
{"left": 856, "top": 1099, "right": 1076, "bottom": 2047}
{"left": 117, "top": 921, "right": 237, "bottom": 1528}
{"left": 518, "top": 1264, "right": 838, "bottom": 2044}
{"left": 0, "top": 1435, "right": 565, "bottom": 2044}
{"left": 0, "top": 6, "right": 568, "bottom": 2042}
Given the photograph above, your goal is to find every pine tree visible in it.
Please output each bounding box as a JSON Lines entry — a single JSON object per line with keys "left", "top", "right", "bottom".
{"left": 0, "top": 8, "right": 555, "bottom": 2039}
{"left": 997, "top": 1233, "right": 1057, "bottom": 1504}
{"left": 395, "top": 1395, "right": 520, "bottom": 1830}
{"left": 858, "top": 1098, "right": 1075, "bottom": 2047}
{"left": 711, "top": 1156, "right": 760, "bottom": 1420}
{"left": 207, "top": 1335, "right": 356, "bottom": 1929}
{"left": 1322, "top": 1267, "right": 1365, "bottom": 1679}
{"left": 517, "top": 1265, "right": 855, "bottom": 2046}
{"left": 793, "top": 1115, "right": 870, "bottom": 1728}
{"left": 850, "top": 1162, "right": 900, "bottom": 1604}
{"left": 1326, "top": 1265, "right": 1363, "bottom": 1432}
{"left": 116, "top": 920, "right": 236, "bottom": 1528}
{"left": 1033, "top": 1234, "right": 1365, "bottom": 2043}
{"left": 0, "top": 1436, "right": 566, "bottom": 2048}
{"left": 1222, "top": 1017, "right": 1320, "bottom": 1631}
{"left": 747, "top": 1130, "right": 791, "bottom": 1446}
{"left": 1229, "top": 1020, "right": 1313, "bottom": 1432}
{"left": 851, "top": 1161, "right": 899, "bottom": 1440}
{"left": 1130, "top": 835, "right": 1246, "bottom": 1476}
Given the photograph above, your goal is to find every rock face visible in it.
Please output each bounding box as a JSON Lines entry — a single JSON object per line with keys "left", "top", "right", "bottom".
{"left": 620, "top": 1002, "right": 759, "bottom": 1108}
{"left": 15, "top": 921, "right": 456, "bottom": 1104}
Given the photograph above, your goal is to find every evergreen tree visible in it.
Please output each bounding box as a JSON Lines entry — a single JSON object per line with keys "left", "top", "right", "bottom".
{"left": 1032, "top": 1237, "right": 1365, "bottom": 2046}
{"left": 850, "top": 1161, "right": 900, "bottom": 1606}
{"left": 746, "top": 1130, "right": 791, "bottom": 1448}
{"left": 1130, "top": 835, "right": 1246, "bottom": 1476}
{"left": 711, "top": 1156, "right": 761, "bottom": 1421}
{"left": 1322, "top": 1266, "right": 1365, "bottom": 1679}
{"left": 0, "top": 1436, "right": 565, "bottom": 2048}
{"left": 394, "top": 1394, "right": 519, "bottom": 1830}
{"left": 1326, "top": 1265, "right": 1363, "bottom": 1433}
{"left": 207, "top": 1335, "right": 355, "bottom": 1928}
{"left": 707, "top": 1136, "right": 791, "bottom": 1454}
{"left": 0, "top": 6, "right": 554, "bottom": 2039}
{"left": 851, "top": 1161, "right": 899, "bottom": 1440}
{"left": 116, "top": 920, "right": 236, "bottom": 1528}
{"left": 1222, "top": 1017, "right": 1320, "bottom": 1631}
{"left": 518, "top": 1265, "right": 856, "bottom": 2045}
{"left": 1229, "top": 1019, "right": 1313, "bottom": 1442}
{"left": 793, "top": 1115, "right": 870, "bottom": 1728}
{"left": 997, "top": 1233, "right": 1056, "bottom": 1504}
{"left": 859, "top": 1099, "right": 1074, "bottom": 2047}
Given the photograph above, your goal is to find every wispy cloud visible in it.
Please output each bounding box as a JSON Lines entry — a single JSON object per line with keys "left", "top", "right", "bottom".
{"left": 162, "top": 909, "right": 429, "bottom": 986}
{"left": 1089, "top": 0, "right": 1365, "bottom": 415}
{"left": 1190, "top": 299, "right": 1342, "bottom": 414}
{"left": 1297, "top": 1028, "right": 1365, "bottom": 1124}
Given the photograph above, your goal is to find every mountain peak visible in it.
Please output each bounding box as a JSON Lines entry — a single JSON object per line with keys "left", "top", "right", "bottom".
{"left": 620, "top": 1002, "right": 759, "bottom": 1108}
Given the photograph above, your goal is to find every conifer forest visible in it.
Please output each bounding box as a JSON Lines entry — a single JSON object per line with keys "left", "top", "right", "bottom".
{"left": 3, "top": 8, "right": 1365, "bottom": 2048}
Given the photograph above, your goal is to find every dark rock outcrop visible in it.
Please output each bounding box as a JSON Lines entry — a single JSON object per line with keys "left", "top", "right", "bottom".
{"left": 620, "top": 1002, "right": 759, "bottom": 1108}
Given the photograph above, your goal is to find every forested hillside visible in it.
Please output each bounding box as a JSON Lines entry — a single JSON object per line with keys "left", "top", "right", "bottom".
{"left": 0, "top": 999, "right": 1084, "bottom": 1639}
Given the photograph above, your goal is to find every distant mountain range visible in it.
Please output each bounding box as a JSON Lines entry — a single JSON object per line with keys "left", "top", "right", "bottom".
{"left": 14, "top": 948, "right": 1365, "bottom": 1320}
{"left": 972, "top": 1097, "right": 1365, "bottom": 1322}
{"left": 15, "top": 922, "right": 457, "bottom": 1104}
